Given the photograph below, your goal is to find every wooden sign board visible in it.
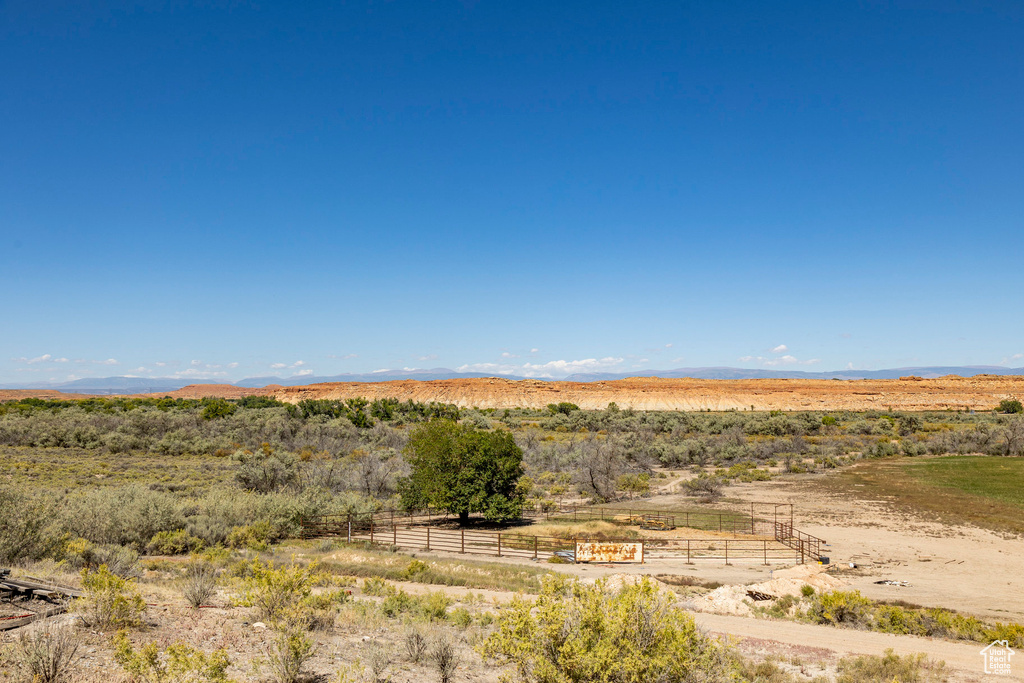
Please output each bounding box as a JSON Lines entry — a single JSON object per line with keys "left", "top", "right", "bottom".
{"left": 574, "top": 541, "right": 644, "bottom": 563}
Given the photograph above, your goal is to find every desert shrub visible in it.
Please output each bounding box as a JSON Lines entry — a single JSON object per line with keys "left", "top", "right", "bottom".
{"left": 450, "top": 607, "right": 473, "bottom": 628}
{"left": 76, "top": 565, "right": 147, "bottom": 629}
{"left": 61, "top": 485, "right": 183, "bottom": 550}
{"left": 226, "top": 520, "right": 279, "bottom": 550}
{"left": 738, "top": 659, "right": 801, "bottom": 683}
{"left": 146, "top": 529, "right": 204, "bottom": 555}
{"left": 761, "top": 594, "right": 798, "bottom": 619}
{"left": 418, "top": 591, "right": 453, "bottom": 621}
{"left": 374, "top": 585, "right": 450, "bottom": 621}
{"left": 13, "top": 620, "right": 80, "bottom": 683}
{"left": 616, "top": 472, "right": 651, "bottom": 497}
{"left": 481, "top": 576, "right": 736, "bottom": 682}
{"left": 236, "top": 559, "right": 318, "bottom": 625}
{"left": 380, "top": 588, "right": 416, "bottom": 618}
{"left": 800, "top": 585, "right": 815, "bottom": 597}
{"left": 430, "top": 633, "right": 461, "bottom": 683}
{"left": 234, "top": 444, "right": 297, "bottom": 493}
{"left": 404, "top": 625, "right": 429, "bottom": 662}
{"left": 0, "top": 487, "right": 64, "bottom": 563}
{"left": 362, "top": 577, "right": 391, "bottom": 596}
{"left": 873, "top": 604, "right": 927, "bottom": 635}
{"left": 807, "top": 590, "right": 873, "bottom": 627}
{"left": 682, "top": 474, "right": 725, "bottom": 498}
{"left": 180, "top": 560, "right": 218, "bottom": 609}
{"left": 268, "top": 627, "right": 315, "bottom": 683}
{"left": 403, "top": 558, "right": 429, "bottom": 580}
{"left": 113, "top": 631, "right": 231, "bottom": 682}
{"left": 294, "top": 589, "right": 350, "bottom": 631}
{"left": 62, "top": 540, "right": 139, "bottom": 578}
{"left": 365, "top": 642, "right": 393, "bottom": 683}
{"left": 984, "top": 621, "right": 1024, "bottom": 648}
{"left": 836, "top": 649, "right": 945, "bottom": 683}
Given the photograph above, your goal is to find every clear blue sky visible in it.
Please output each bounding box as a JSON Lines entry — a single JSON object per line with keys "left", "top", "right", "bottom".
{"left": 2, "top": 1, "right": 1022, "bottom": 383}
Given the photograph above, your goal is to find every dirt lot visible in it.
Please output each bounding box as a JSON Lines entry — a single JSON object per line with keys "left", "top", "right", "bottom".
{"left": 711, "top": 475, "right": 1024, "bottom": 623}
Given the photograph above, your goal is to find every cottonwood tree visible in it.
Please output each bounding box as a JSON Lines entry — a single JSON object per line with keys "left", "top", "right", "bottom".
{"left": 573, "top": 435, "right": 623, "bottom": 502}
{"left": 348, "top": 448, "right": 406, "bottom": 498}
{"left": 399, "top": 420, "right": 525, "bottom": 524}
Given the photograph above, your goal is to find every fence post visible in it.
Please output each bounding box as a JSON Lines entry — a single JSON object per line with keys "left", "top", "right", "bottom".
{"left": 751, "top": 503, "right": 755, "bottom": 535}
{"left": 461, "top": 528, "right": 465, "bottom": 554}
{"left": 534, "top": 536, "right": 538, "bottom": 560}
{"left": 393, "top": 523, "right": 397, "bottom": 547}
{"left": 497, "top": 533, "right": 502, "bottom": 557}
{"left": 725, "top": 540, "right": 728, "bottom": 565}
{"left": 347, "top": 519, "right": 352, "bottom": 544}
{"left": 800, "top": 539, "right": 805, "bottom": 564}
{"left": 370, "top": 520, "right": 374, "bottom": 545}
{"left": 687, "top": 539, "right": 691, "bottom": 564}
{"left": 718, "top": 514, "right": 722, "bottom": 532}
{"left": 763, "top": 540, "right": 767, "bottom": 565}
{"left": 426, "top": 525, "right": 430, "bottom": 551}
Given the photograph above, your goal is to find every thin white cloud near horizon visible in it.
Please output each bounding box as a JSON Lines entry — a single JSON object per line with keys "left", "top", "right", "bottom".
{"left": 270, "top": 360, "right": 306, "bottom": 370}
{"left": 739, "top": 354, "right": 821, "bottom": 366}
{"left": 457, "top": 356, "right": 625, "bottom": 378}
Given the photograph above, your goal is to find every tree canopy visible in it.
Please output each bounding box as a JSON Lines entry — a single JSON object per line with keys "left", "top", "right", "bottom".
{"left": 399, "top": 419, "right": 525, "bottom": 524}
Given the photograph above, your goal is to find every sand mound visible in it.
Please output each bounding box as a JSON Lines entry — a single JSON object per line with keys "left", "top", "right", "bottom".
{"left": 688, "top": 564, "right": 847, "bottom": 616}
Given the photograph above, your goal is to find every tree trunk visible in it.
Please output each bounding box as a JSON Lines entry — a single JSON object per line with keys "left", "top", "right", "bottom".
{"left": 459, "top": 510, "right": 470, "bottom": 526}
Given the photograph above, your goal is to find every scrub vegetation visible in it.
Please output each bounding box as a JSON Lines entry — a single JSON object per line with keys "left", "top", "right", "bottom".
{"left": 0, "top": 395, "right": 1018, "bottom": 680}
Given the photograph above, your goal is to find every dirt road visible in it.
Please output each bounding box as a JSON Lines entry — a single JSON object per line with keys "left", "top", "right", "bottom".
{"left": 694, "top": 612, "right": 1016, "bottom": 681}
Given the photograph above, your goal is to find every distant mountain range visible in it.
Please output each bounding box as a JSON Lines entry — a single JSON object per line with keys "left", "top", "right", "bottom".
{"left": 1, "top": 366, "right": 1022, "bottom": 395}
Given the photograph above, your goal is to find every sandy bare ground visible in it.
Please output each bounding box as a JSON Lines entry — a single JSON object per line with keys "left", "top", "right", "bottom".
{"left": 694, "top": 612, "right": 1012, "bottom": 681}
{"left": 695, "top": 476, "right": 1024, "bottom": 623}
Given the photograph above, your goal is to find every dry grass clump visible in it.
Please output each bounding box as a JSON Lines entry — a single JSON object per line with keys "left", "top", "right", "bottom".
{"left": 13, "top": 620, "right": 80, "bottom": 683}
{"left": 180, "top": 559, "right": 218, "bottom": 608}
{"left": 836, "top": 649, "right": 946, "bottom": 683}
{"left": 429, "top": 632, "right": 460, "bottom": 683}
{"left": 404, "top": 625, "right": 429, "bottom": 663}
{"left": 518, "top": 520, "right": 638, "bottom": 541}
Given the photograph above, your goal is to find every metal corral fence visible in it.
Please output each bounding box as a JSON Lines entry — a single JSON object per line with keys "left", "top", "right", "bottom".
{"left": 299, "top": 502, "right": 826, "bottom": 565}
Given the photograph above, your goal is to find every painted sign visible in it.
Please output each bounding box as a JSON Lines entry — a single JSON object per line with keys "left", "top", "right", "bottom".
{"left": 575, "top": 541, "right": 644, "bottom": 563}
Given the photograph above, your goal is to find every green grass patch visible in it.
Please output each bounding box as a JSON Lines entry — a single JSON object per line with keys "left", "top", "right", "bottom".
{"left": 0, "top": 446, "right": 235, "bottom": 492}
{"left": 831, "top": 456, "right": 1024, "bottom": 534}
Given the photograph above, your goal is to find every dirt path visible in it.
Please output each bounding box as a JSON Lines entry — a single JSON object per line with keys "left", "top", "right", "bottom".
{"left": 694, "top": 612, "right": 1014, "bottom": 681}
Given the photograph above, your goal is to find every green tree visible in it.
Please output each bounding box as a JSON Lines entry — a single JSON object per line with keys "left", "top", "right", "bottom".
{"left": 998, "top": 398, "right": 1023, "bottom": 414}
{"left": 200, "top": 398, "right": 236, "bottom": 420}
{"left": 399, "top": 420, "right": 525, "bottom": 524}
{"left": 546, "top": 402, "right": 579, "bottom": 416}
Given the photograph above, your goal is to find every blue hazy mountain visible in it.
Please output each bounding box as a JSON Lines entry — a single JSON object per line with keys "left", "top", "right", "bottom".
{"left": 2, "top": 366, "right": 1022, "bottom": 395}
